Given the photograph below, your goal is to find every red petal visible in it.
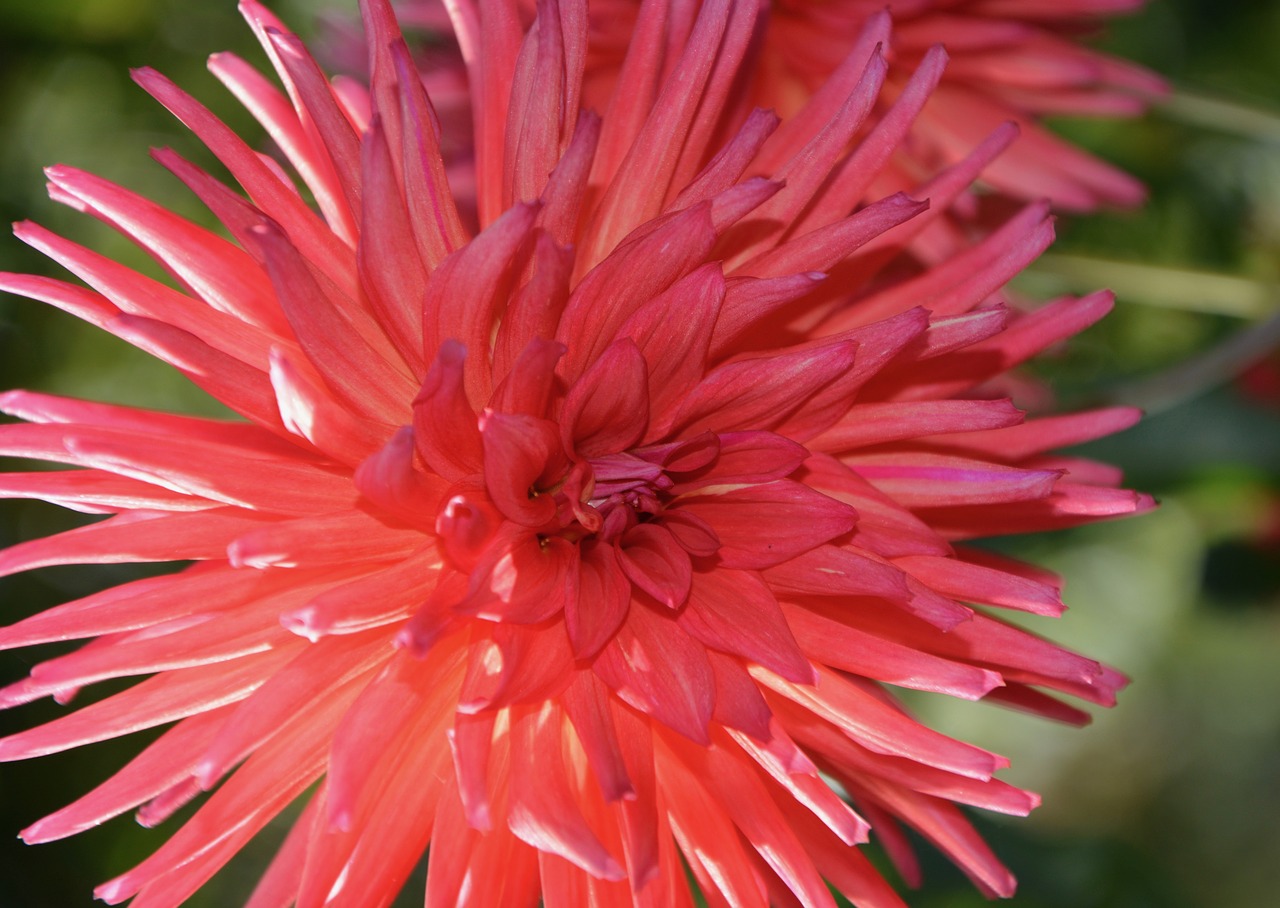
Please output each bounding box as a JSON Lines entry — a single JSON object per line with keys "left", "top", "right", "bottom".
{"left": 461, "top": 527, "right": 578, "bottom": 624}
{"left": 671, "top": 431, "right": 807, "bottom": 490}
{"left": 458, "top": 622, "right": 575, "bottom": 712}
{"left": 562, "top": 671, "right": 634, "bottom": 802}
{"left": 678, "top": 569, "right": 814, "bottom": 684}
{"left": 561, "top": 338, "right": 650, "bottom": 458}
{"left": 489, "top": 337, "right": 566, "bottom": 418}
{"left": 414, "top": 340, "right": 484, "bottom": 481}
{"left": 618, "top": 524, "right": 692, "bottom": 608}
{"left": 566, "top": 542, "right": 631, "bottom": 659}
{"left": 677, "top": 480, "right": 858, "bottom": 569}
{"left": 508, "top": 703, "right": 626, "bottom": 881}
{"left": 353, "top": 426, "right": 447, "bottom": 529}
{"left": 480, "top": 411, "right": 564, "bottom": 527}
{"left": 669, "top": 339, "right": 857, "bottom": 437}
{"left": 594, "top": 604, "right": 715, "bottom": 745}
{"left": 616, "top": 263, "right": 724, "bottom": 433}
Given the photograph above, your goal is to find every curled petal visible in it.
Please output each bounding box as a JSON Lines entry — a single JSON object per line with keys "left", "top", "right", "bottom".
{"left": 480, "top": 411, "right": 566, "bottom": 527}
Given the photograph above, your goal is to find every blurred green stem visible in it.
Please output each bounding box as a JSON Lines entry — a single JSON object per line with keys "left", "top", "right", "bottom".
{"left": 1106, "top": 311, "right": 1280, "bottom": 413}
{"left": 1032, "top": 254, "right": 1278, "bottom": 319}
{"left": 1161, "top": 90, "right": 1280, "bottom": 143}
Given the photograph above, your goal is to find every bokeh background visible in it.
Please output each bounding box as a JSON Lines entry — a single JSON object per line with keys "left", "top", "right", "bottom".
{"left": 1, "top": 0, "right": 1278, "bottom": 905}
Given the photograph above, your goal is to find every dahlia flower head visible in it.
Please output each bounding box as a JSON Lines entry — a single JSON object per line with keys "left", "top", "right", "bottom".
{"left": 0, "top": 1, "right": 1152, "bottom": 906}
{"left": 391, "top": 0, "right": 1166, "bottom": 218}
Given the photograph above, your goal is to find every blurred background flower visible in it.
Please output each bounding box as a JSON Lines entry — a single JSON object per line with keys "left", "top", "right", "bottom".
{"left": 0, "top": 1, "right": 1277, "bottom": 906}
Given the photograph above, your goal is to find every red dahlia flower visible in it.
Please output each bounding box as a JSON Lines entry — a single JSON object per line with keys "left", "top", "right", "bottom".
{"left": 0, "top": 1, "right": 1150, "bottom": 905}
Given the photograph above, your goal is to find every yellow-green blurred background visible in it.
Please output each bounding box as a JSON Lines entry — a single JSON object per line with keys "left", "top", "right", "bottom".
{"left": 1, "top": 1, "right": 1279, "bottom": 905}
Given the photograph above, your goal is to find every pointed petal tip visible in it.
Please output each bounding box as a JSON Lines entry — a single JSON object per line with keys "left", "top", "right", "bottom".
{"left": 462, "top": 797, "right": 492, "bottom": 833}
{"left": 191, "top": 758, "right": 221, "bottom": 791}
{"left": 19, "top": 819, "right": 53, "bottom": 845}
{"left": 329, "top": 806, "right": 354, "bottom": 833}
{"left": 279, "top": 607, "right": 323, "bottom": 643}
{"left": 129, "top": 65, "right": 162, "bottom": 87}
{"left": 598, "top": 856, "right": 627, "bottom": 883}
{"left": 393, "top": 625, "right": 445, "bottom": 661}
{"left": 93, "top": 876, "right": 133, "bottom": 905}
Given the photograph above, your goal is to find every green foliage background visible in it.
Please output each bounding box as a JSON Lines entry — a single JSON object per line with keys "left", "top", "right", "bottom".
{"left": 1, "top": 1, "right": 1278, "bottom": 906}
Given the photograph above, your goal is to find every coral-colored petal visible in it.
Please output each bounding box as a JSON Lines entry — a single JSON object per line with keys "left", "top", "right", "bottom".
{"left": 595, "top": 604, "right": 714, "bottom": 745}
{"left": 678, "top": 569, "right": 814, "bottom": 684}
{"left": 677, "top": 480, "right": 857, "bottom": 570}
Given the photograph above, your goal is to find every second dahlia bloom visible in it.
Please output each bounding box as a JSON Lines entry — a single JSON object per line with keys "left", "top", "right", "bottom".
{"left": 394, "top": 0, "right": 1165, "bottom": 214}
{"left": 585, "top": 0, "right": 1167, "bottom": 212}
{"left": 0, "top": 1, "right": 1150, "bottom": 905}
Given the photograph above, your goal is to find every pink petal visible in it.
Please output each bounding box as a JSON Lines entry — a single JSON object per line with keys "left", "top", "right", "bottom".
{"left": 132, "top": 66, "right": 355, "bottom": 296}
{"left": 671, "top": 430, "right": 808, "bottom": 491}
{"left": 280, "top": 549, "right": 442, "bottom": 641}
{"left": 566, "top": 541, "right": 631, "bottom": 659}
{"left": 594, "top": 604, "right": 715, "bottom": 745}
{"left": 352, "top": 427, "right": 448, "bottom": 529}
{"left": 782, "top": 603, "right": 1003, "bottom": 699}
{"left": 0, "top": 508, "right": 270, "bottom": 580}
{"left": 678, "top": 569, "right": 814, "bottom": 684}
{"left": 194, "top": 633, "right": 386, "bottom": 791}
{"left": 458, "top": 622, "right": 575, "bottom": 712}
{"left": 226, "top": 508, "right": 422, "bottom": 570}
{"left": 894, "top": 554, "right": 1065, "bottom": 616}
{"left": 422, "top": 201, "right": 539, "bottom": 402}
{"left": 255, "top": 220, "right": 414, "bottom": 423}
{"left": 676, "top": 480, "right": 858, "bottom": 570}
{"left": 618, "top": 524, "right": 692, "bottom": 609}
{"left": 480, "top": 411, "right": 565, "bottom": 527}
{"left": 0, "top": 647, "right": 295, "bottom": 761}
{"left": 561, "top": 338, "right": 650, "bottom": 458}
{"left": 616, "top": 264, "right": 725, "bottom": 434}
{"left": 670, "top": 339, "right": 858, "bottom": 437}
{"left": 558, "top": 204, "right": 717, "bottom": 378}
{"left": 562, "top": 670, "right": 634, "bottom": 802}
{"left": 414, "top": 340, "right": 484, "bottom": 481}
{"left": 707, "top": 651, "right": 774, "bottom": 741}
{"left": 757, "top": 667, "right": 1007, "bottom": 780}
{"left": 489, "top": 337, "right": 567, "bottom": 418}
{"left": 356, "top": 117, "right": 428, "bottom": 373}
{"left": 810, "top": 399, "right": 1024, "bottom": 453}
{"left": 461, "top": 526, "right": 578, "bottom": 624}
{"left": 19, "top": 705, "right": 233, "bottom": 844}
{"left": 508, "top": 703, "right": 625, "bottom": 881}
